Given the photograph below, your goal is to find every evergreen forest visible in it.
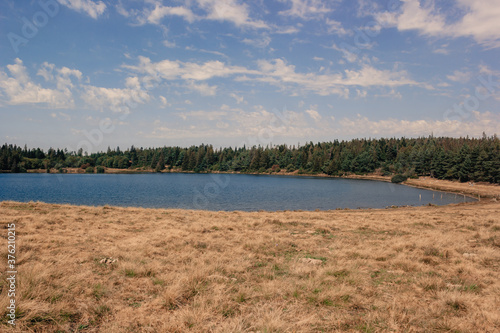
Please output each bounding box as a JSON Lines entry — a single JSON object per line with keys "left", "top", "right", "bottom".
{"left": 1, "top": 136, "right": 499, "bottom": 183}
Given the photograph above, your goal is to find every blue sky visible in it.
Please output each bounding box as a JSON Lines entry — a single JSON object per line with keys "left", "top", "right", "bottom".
{"left": 1, "top": 0, "right": 499, "bottom": 152}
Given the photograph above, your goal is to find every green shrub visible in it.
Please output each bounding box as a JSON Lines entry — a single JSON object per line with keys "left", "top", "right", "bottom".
{"left": 391, "top": 174, "right": 408, "bottom": 183}
{"left": 85, "top": 167, "right": 95, "bottom": 174}
{"left": 96, "top": 166, "right": 105, "bottom": 173}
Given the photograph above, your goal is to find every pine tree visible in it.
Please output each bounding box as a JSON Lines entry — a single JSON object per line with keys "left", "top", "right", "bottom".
{"left": 157, "top": 151, "right": 165, "bottom": 171}
{"left": 150, "top": 153, "right": 158, "bottom": 169}
{"left": 325, "top": 158, "right": 339, "bottom": 175}
{"left": 458, "top": 156, "right": 472, "bottom": 182}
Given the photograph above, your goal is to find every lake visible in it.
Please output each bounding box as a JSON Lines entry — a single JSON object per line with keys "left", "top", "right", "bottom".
{"left": 0, "top": 173, "right": 475, "bottom": 211}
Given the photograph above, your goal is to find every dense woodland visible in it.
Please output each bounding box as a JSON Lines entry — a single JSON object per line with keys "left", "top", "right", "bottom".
{"left": 1, "top": 136, "right": 499, "bottom": 183}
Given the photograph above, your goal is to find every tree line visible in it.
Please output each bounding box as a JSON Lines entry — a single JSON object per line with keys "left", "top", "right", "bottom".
{"left": 1, "top": 135, "right": 499, "bottom": 183}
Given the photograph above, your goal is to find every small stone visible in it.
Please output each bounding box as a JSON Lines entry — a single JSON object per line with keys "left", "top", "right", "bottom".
{"left": 463, "top": 253, "right": 477, "bottom": 259}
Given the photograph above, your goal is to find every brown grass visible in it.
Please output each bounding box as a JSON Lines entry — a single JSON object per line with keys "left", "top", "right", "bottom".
{"left": 1, "top": 199, "right": 499, "bottom": 332}
{"left": 344, "top": 174, "right": 500, "bottom": 199}
{"left": 404, "top": 178, "right": 500, "bottom": 199}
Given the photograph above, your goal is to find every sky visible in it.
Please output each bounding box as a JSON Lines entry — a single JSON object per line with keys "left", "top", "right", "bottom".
{"left": 0, "top": 0, "right": 499, "bottom": 152}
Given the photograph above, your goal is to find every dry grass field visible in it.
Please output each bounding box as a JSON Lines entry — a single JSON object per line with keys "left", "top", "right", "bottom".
{"left": 0, "top": 199, "right": 499, "bottom": 332}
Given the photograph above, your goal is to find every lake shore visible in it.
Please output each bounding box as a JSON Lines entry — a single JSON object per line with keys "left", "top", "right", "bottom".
{"left": 343, "top": 174, "right": 500, "bottom": 200}
{"left": 22, "top": 167, "right": 500, "bottom": 200}
{"left": 1, "top": 200, "right": 499, "bottom": 332}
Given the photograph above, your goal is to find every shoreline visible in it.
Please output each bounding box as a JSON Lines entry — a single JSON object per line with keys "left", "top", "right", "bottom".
{"left": 11, "top": 168, "right": 500, "bottom": 202}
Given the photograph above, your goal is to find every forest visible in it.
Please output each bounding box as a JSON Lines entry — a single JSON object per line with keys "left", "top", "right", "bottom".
{"left": 1, "top": 136, "right": 499, "bottom": 183}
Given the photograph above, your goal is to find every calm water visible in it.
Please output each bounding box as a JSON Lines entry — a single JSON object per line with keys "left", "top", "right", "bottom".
{"left": 0, "top": 173, "right": 475, "bottom": 211}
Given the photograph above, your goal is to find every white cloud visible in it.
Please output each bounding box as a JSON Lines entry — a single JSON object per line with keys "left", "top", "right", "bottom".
{"left": 0, "top": 59, "right": 156, "bottom": 114}
{"left": 325, "top": 18, "right": 351, "bottom": 36}
{"left": 433, "top": 43, "right": 450, "bottom": 55}
{"left": 58, "top": 0, "right": 106, "bottom": 19}
{"left": 230, "top": 93, "right": 245, "bottom": 104}
{"left": 356, "top": 0, "right": 381, "bottom": 18}
{"left": 279, "top": 0, "right": 331, "bottom": 19}
{"left": 37, "top": 62, "right": 83, "bottom": 90}
{"left": 79, "top": 73, "right": 151, "bottom": 113}
{"left": 185, "top": 46, "right": 228, "bottom": 59}
{"left": 217, "top": 122, "right": 229, "bottom": 129}
{"left": 433, "top": 48, "right": 449, "bottom": 55}
{"left": 447, "top": 70, "right": 472, "bottom": 83}
{"left": 306, "top": 108, "right": 322, "bottom": 121}
{"left": 373, "top": 89, "right": 403, "bottom": 100}
{"left": 123, "top": 56, "right": 259, "bottom": 81}
{"left": 373, "top": 0, "right": 500, "bottom": 48}
{"left": 37, "top": 62, "right": 55, "bottom": 82}
{"left": 273, "top": 25, "right": 301, "bottom": 34}
{"left": 196, "top": 0, "right": 268, "bottom": 29}
{"left": 125, "top": 76, "right": 141, "bottom": 90}
{"left": 145, "top": 107, "right": 500, "bottom": 143}
{"left": 81, "top": 85, "right": 150, "bottom": 114}
{"left": 329, "top": 43, "right": 360, "bottom": 63}
{"left": 0, "top": 59, "right": 77, "bottom": 108}
{"left": 143, "top": 3, "right": 196, "bottom": 25}
{"left": 177, "top": 110, "right": 228, "bottom": 121}
{"left": 124, "top": 56, "right": 425, "bottom": 98}
{"left": 162, "top": 40, "right": 176, "bottom": 48}
{"left": 335, "top": 111, "right": 500, "bottom": 138}
{"left": 455, "top": 0, "right": 500, "bottom": 48}
{"left": 159, "top": 96, "right": 170, "bottom": 108}
{"left": 242, "top": 35, "right": 272, "bottom": 48}
{"left": 253, "top": 58, "right": 424, "bottom": 96}
{"left": 356, "top": 89, "right": 367, "bottom": 98}
{"left": 376, "top": 0, "right": 445, "bottom": 35}
{"left": 478, "top": 64, "right": 500, "bottom": 76}
{"left": 186, "top": 81, "right": 218, "bottom": 96}
{"left": 117, "top": 0, "right": 268, "bottom": 30}
{"left": 51, "top": 111, "right": 71, "bottom": 121}
{"left": 115, "top": 2, "right": 129, "bottom": 18}
{"left": 147, "top": 105, "right": 309, "bottom": 142}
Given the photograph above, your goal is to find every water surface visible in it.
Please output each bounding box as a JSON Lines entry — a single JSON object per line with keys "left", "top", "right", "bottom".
{"left": 0, "top": 173, "right": 475, "bottom": 211}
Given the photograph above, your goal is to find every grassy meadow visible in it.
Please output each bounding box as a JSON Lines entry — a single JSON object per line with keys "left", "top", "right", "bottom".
{"left": 0, "top": 180, "right": 499, "bottom": 332}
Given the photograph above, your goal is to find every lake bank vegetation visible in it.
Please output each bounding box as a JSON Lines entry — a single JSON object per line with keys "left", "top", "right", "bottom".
{"left": 1, "top": 200, "right": 499, "bottom": 332}
{"left": 1, "top": 136, "right": 499, "bottom": 183}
